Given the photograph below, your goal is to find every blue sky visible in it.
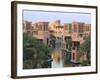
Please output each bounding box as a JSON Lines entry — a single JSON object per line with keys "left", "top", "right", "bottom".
{"left": 23, "top": 10, "right": 91, "bottom": 24}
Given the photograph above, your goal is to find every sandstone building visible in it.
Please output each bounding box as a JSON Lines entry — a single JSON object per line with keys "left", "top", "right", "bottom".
{"left": 23, "top": 20, "right": 91, "bottom": 66}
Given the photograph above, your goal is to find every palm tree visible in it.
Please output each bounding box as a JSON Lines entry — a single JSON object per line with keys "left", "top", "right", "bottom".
{"left": 65, "top": 36, "right": 72, "bottom": 50}
{"left": 64, "top": 36, "right": 72, "bottom": 65}
{"left": 49, "top": 34, "right": 56, "bottom": 49}
{"left": 79, "top": 35, "right": 91, "bottom": 66}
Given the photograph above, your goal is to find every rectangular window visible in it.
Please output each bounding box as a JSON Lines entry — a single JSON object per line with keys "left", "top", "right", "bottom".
{"left": 68, "top": 24, "right": 72, "bottom": 33}
{"left": 79, "top": 24, "right": 84, "bottom": 33}
{"left": 72, "top": 53, "right": 75, "bottom": 60}
{"left": 73, "top": 24, "right": 77, "bottom": 32}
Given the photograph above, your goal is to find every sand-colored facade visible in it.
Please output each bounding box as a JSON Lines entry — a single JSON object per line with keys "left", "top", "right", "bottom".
{"left": 23, "top": 20, "right": 91, "bottom": 64}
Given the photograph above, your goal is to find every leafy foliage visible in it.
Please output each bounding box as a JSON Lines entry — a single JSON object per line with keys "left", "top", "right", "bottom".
{"left": 23, "top": 32, "right": 52, "bottom": 69}
{"left": 79, "top": 35, "right": 91, "bottom": 65}
{"left": 64, "top": 37, "right": 72, "bottom": 64}
{"left": 79, "top": 35, "right": 91, "bottom": 54}
{"left": 49, "top": 34, "right": 56, "bottom": 49}
{"left": 64, "top": 36, "right": 72, "bottom": 50}
{"left": 64, "top": 52, "right": 71, "bottom": 64}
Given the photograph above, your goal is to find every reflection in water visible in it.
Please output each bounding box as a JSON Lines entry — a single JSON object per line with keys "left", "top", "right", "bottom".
{"left": 51, "top": 49, "right": 63, "bottom": 68}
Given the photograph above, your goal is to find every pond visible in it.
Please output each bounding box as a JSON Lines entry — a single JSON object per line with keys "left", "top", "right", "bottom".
{"left": 51, "top": 49, "right": 64, "bottom": 68}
